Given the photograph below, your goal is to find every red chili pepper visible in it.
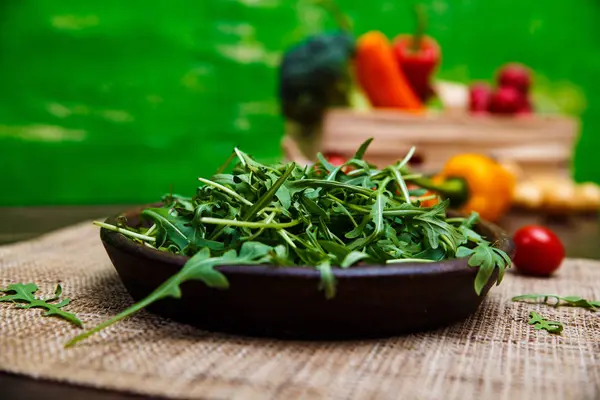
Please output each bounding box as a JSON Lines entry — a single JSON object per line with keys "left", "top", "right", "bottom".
{"left": 392, "top": 5, "right": 440, "bottom": 102}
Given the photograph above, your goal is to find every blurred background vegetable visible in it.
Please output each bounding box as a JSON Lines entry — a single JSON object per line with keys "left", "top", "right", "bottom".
{"left": 392, "top": 4, "right": 440, "bottom": 103}
{"left": 469, "top": 63, "right": 534, "bottom": 115}
{"left": 410, "top": 154, "right": 515, "bottom": 222}
{"left": 354, "top": 31, "right": 422, "bottom": 110}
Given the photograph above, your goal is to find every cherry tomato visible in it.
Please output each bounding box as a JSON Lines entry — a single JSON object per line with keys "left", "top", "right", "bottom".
{"left": 512, "top": 225, "right": 565, "bottom": 276}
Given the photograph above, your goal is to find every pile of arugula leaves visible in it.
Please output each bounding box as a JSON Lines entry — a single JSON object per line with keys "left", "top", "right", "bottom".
{"left": 68, "top": 139, "right": 510, "bottom": 346}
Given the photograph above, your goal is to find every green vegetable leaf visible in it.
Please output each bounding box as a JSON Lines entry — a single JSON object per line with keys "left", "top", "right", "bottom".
{"left": 467, "top": 243, "right": 511, "bottom": 295}
{"left": 237, "top": 241, "right": 274, "bottom": 263}
{"left": 370, "top": 192, "right": 386, "bottom": 239}
{"left": 67, "top": 241, "right": 278, "bottom": 347}
{"left": 456, "top": 246, "right": 474, "bottom": 258}
{"left": 345, "top": 215, "right": 370, "bottom": 239}
{"left": 352, "top": 138, "right": 374, "bottom": 160}
{"left": 319, "top": 240, "right": 351, "bottom": 264}
{"left": 289, "top": 179, "right": 376, "bottom": 197}
{"left": 341, "top": 251, "right": 370, "bottom": 268}
{"left": 316, "top": 153, "right": 336, "bottom": 174}
{"left": 142, "top": 208, "right": 192, "bottom": 250}
{"left": 275, "top": 184, "right": 292, "bottom": 210}
{"left": 316, "top": 260, "right": 336, "bottom": 299}
{"left": 242, "top": 163, "right": 296, "bottom": 221}
{"left": 300, "top": 196, "right": 330, "bottom": 222}
{"left": 528, "top": 311, "right": 564, "bottom": 334}
{"left": 512, "top": 294, "right": 600, "bottom": 311}
{"left": 0, "top": 283, "right": 83, "bottom": 328}
{"left": 182, "top": 247, "right": 229, "bottom": 288}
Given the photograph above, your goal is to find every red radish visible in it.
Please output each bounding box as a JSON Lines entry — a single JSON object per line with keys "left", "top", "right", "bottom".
{"left": 468, "top": 83, "right": 492, "bottom": 113}
{"left": 488, "top": 86, "right": 523, "bottom": 114}
{"left": 498, "top": 63, "right": 531, "bottom": 93}
{"left": 516, "top": 97, "right": 534, "bottom": 114}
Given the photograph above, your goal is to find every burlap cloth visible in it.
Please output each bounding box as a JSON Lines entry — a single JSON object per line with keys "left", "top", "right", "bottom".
{"left": 1, "top": 222, "right": 599, "bottom": 400}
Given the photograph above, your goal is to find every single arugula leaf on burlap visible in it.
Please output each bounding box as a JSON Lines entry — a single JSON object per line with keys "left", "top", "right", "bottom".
{"left": 0, "top": 283, "right": 83, "bottom": 328}
{"left": 528, "top": 311, "right": 564, "bottom": 334}
{"left": 512, "top": 294, "right": 600, "bottom": 311}
{"left": 66, "top": 241, "right": 274, "bottom": 347}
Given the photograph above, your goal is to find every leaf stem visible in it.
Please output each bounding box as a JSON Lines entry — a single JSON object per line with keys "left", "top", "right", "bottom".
{"left": 145, "top": 224, "right": 157, "bottom": 236}
{"left": 66, "top": 269, "right": 187, "bottom": 347}
{"left": 244, "top": 212, "right": 277, "bottom": 241}
{"left": 234, "top": 147, "right": 247, "bottom": 168}
{"left": 387, "top": 166, "right": 412, "bottom": 204}
{"left": 278, "top": 229, "right": 298, "bottom": 248}
{"left": 397, "top": 146, "right": 417, "bottom": 169}
{"left": 386, "top": 258, "right": 435, "bottom": 264}
{"left": 198, "top": 178, "right": 254, "bottom": 207}
{"left": 200, "top": 217, "right": 301, "bottom": 229}
{"left": 444, "top": 217, "right": 466, "bottom": 224}
{"left": 93, "top": 222, "right": 156, "bottom": 242}
{"left": 406, "top": 176, "right": 469, "bottom": 207}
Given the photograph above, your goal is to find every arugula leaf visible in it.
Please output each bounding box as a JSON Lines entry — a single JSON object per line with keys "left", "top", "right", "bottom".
{"left": 467, "top": 243, "right": 509, "bottom": 295}
{"left": 316, "top": 260, "right": 336, "bottom": 299}
{"left": 142, "top": 208, "right": 192, "bottom": 250}
{"left": 528, "top": 311, "right": 564, "bottom": 334}
{"left": 242, "top": 163, "right": 296, "bottom": 221}
{"left": 456, "top": 246, "right": 475, "bottom": 258}
{"left": 319, "top": 240, "right": 351, "bottom": 264}
{"left": 182, "top": 247, "right": 229, "bottom": 288}
{"left": 413, "top": 246, "right": 446, "bottom": 261}
{"left": 493, "top": 248, "right": 510, "bottom": 284}
{"left": 316, "top": 153, "right": 336, "bottom": 174}
{"left": 341, "top": 251, "right": 370, "bottom": 268}
{"left": 325, "top": 165, "right": 344, "bottom": 182}
{"left": 289, "top": 179, "right": 376, "bottom": 197}
{"left": 275, "top": 184, "right": 292, "bottom": 210}
{"left": 345, "top": 215, "right": 370, "bottom": 239}
{"left": 237, "top": 241, "right": 273, "bottom": 263}
{"left": 370, "top": 192, "right": 386, "bottom": 239}
{"left": 300, "top": 196, "right": 330, "bottom": 222}
{"left": 512, "top": 294, "right": 600, "bottom": 311}
{"left": 67, "top": 241, "right": 277, "bottom": 347}
{"left": 352, "top": 137, "right": 373, "bottom": 160}
{"left": 468, "top": 244, "right": 494, "bottom": 293}
{"left": 0, "top": 283, "right": 83, "bottom": 328}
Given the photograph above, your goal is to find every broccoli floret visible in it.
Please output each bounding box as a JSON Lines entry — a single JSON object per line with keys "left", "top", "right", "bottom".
{"left": 279, "top": 31, "right": 355, "bottom": 126}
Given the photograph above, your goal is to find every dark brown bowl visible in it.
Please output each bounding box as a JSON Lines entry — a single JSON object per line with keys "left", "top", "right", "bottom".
{"left": 100, "top": 205, "right": 515, "bottom": 339}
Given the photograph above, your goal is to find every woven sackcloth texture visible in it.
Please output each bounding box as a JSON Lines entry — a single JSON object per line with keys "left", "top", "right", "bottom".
{"left": 0, "top": 222, "right": 599, "bottom": 400}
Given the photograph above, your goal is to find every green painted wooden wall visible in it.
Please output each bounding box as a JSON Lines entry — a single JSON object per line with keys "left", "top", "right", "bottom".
{"left": 1, "top": 0, "right": 599, "bottom": 205}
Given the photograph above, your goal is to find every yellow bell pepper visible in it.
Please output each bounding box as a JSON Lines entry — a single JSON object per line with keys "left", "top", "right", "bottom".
{"left": 410, "top": 154, "right": 516, "bottom": 222}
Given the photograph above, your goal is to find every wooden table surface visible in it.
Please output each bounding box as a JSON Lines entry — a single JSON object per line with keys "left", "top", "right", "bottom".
{"left": 1, "top": 205, "right": 599, "bottom": 400}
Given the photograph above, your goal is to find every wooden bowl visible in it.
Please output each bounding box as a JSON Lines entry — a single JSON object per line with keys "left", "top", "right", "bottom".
{"left": 100, "top": 206, "right": 515, "bottom": 339}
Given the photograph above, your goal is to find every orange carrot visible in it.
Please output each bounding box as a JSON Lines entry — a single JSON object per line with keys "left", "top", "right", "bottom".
{"left": 354, "top": 31, "right": 423, "bottom": 110}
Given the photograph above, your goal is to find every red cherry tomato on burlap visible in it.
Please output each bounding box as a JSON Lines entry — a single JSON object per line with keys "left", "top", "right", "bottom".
{"left": 513, "top": 225, "right": 565, "bottom": 276}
